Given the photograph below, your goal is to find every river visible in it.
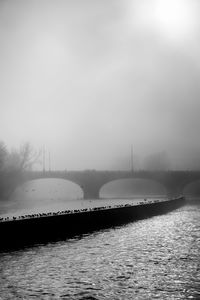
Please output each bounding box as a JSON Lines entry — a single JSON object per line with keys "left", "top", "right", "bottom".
{"left": 0, "top": 180, "right": 199, "bottom": 299}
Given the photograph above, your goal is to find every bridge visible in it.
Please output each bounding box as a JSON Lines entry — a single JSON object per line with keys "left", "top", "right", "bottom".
{"left": 19, "top": 170, "right": 200, "bottom": 199}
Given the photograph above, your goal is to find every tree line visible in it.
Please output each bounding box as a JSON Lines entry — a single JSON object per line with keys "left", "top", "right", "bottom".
{"left": 0, "top": 141, "right": 40, "bottom": 200}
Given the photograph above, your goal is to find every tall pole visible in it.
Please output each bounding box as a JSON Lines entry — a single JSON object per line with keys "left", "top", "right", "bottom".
{"left": 49, "top": 151, "right": 51, "bottom": 172}
{"left": 131, "top": 144, "right": 134, "bottom": 173}
{"left": 43, "top": 145, "right": 45, "bottom": 173}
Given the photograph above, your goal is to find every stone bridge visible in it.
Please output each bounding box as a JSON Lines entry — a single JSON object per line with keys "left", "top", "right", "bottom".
{"left": 19, "top": 170, "right": 200, "bottom": 199}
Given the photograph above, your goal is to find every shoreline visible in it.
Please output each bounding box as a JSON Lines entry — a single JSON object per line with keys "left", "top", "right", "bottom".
{"left": 0, "top": 196, "right": 167, "bottom": 219}
{"left": 0, "top": 196, "right": 185, "bottom": 251}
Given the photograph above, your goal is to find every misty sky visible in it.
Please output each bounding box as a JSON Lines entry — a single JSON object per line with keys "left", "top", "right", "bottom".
{"left": 1, "top": 0, "right": 200, "bottom": 170}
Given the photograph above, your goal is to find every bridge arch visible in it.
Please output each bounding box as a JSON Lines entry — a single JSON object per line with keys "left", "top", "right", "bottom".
{"left": 182, "top": 179, "right": 200, "bottom": 197}
{"left": 10, "top": 178, "right": 84, "bottom": 201}
{"left": 99, "top": 178, "right": 167, "bottom": 199}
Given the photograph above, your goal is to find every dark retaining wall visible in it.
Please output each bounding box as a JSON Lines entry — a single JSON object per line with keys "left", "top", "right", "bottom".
{"left": 0, "top": 197, "right": 185, "bottom": 251}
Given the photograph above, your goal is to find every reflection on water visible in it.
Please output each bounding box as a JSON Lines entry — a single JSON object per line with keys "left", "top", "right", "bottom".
{"left": 0, "top": 204, "right": 199, "bottom": 299}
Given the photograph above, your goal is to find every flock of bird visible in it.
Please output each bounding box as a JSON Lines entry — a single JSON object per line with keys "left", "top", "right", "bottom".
{"left": 0, "top": 199, "right": 161, "bottom": 223}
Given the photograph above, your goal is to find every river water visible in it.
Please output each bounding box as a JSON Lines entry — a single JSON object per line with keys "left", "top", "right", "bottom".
{"left": 0, "top": 180, "right": 200, "bottom": 299}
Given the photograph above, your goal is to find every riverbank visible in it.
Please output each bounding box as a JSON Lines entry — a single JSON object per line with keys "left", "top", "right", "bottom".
{"left": 0, "top": 197, "right": 185, "bottom": 251}
{"left": 0, "top": 196, "right": 166, "bottom": 219}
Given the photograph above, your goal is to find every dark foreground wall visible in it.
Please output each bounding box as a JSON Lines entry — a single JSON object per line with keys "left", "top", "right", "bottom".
{"left": 0, "top": 197, "right": 185, "bottom": 251}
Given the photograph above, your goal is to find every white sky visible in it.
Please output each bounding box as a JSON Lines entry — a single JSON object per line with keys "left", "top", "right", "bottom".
{"left": 1, "top": 0, "right": 200, "bottom": 170}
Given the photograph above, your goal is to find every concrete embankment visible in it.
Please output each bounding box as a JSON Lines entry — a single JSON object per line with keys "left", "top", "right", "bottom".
{"left": 0, "top": 197, "right": 185, "bottom": 251}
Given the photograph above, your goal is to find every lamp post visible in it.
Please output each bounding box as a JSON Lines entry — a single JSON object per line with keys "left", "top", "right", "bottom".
{"left": 43, "top": 146, "right": 45, "bottom": 173}
{"left": 131, "top": 145, "right": 134, "bottom": 174}
{"left": 49, "top": 151, "right": 51, "bottom": 172}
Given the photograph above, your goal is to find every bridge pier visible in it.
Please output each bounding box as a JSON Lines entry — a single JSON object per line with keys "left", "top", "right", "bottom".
{"left": 81, "top": 179, "right": 105, "bottom": 200}
{"left": 83, "top": 189, "right": 100, "bottom": 200}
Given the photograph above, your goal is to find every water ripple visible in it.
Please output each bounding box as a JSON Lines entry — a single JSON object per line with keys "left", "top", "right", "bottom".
{"left": 0, "top": 204, "right": 200, "bottom": 299}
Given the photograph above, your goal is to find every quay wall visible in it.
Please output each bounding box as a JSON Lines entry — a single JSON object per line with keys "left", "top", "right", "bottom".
{"left": 0, "top": 197, "right": 185, "bottom": 251}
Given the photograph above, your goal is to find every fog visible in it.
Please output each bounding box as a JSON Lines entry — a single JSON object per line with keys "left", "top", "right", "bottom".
{"left": 1, "top": 0, "right": 200, "bottom": 170}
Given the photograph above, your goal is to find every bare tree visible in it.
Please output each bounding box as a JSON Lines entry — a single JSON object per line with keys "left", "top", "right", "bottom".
{"left": 19, "top": 142, "right": 41, "bottom": 171}
{"left": 0, "top": 142, "right": 41, "bottom": 200}
{"left": 6, "top": 142, "right": 41, "bottom": 172}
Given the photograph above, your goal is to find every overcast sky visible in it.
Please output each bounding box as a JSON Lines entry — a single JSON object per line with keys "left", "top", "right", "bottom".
{"left": 1, "top": 0, "right": 200, "bottom": 170}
